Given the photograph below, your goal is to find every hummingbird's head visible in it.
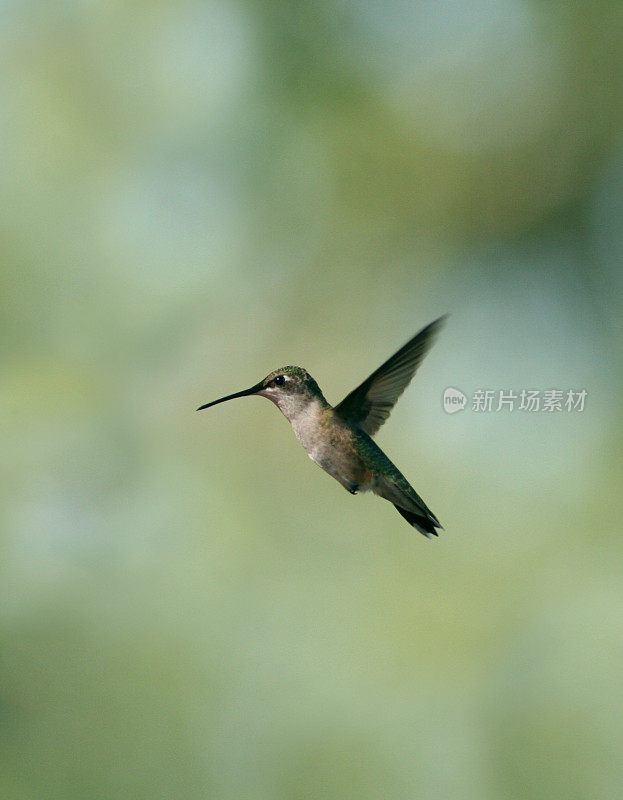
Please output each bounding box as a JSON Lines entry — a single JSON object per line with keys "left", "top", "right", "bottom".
{"left": 256, "top": 366, "right": 326, "bottom": 420}
{"left": 197, "top": 365, "right": 326, "bottom": 421}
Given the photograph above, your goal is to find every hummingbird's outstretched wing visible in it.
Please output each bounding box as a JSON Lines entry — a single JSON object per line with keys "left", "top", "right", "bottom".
{"left": 334, "top": 315, "right": 446, "bottom": 437}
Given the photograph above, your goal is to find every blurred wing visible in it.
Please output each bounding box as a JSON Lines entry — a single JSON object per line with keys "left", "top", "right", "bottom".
{"left": 334, "top": 315, "right": 446, "bottom": 436}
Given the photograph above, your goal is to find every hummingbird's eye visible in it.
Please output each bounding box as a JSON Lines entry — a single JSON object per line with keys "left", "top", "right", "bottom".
{"left": 273, "top": 375, "right": 286, "bottom": 386}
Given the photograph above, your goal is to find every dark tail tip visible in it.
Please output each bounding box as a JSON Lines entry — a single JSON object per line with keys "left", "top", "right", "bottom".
{"left": 394, "top": 505, "right": 443, "bottom": 538}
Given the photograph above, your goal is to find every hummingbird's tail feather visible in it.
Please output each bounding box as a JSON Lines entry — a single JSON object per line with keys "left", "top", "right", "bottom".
{"left": 393, "top": 504, "right": 442, "bottom": 537}
{"left": 372, "top": 469, "right": 442, "bottom": 537}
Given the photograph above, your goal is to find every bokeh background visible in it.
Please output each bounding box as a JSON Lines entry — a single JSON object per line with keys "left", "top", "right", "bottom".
{"left": 2, "top": 1, "right": 622, "bottom": 798}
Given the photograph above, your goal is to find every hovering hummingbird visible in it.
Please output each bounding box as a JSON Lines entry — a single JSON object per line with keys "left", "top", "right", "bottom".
{"left": 197, "top": 316, "right": 446, "bottom": 536}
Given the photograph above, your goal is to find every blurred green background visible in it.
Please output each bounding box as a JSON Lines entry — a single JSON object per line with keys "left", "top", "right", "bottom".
{"left": 2, "top": 1, "right": 622, "bottom": 798}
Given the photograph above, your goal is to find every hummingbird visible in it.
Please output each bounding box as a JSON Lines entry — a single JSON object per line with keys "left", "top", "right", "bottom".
{"left": 197, "top": 316, "right": 446, "bottom": 536}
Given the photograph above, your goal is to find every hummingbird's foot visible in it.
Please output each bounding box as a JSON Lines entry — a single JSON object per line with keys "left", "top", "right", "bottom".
{"left": 348, "top": 484, "right": 359, "bottom": 495}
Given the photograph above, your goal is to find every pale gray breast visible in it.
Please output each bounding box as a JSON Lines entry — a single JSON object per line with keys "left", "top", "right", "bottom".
{"left": 291, "top": 407, "right": 324, "bottom": 460}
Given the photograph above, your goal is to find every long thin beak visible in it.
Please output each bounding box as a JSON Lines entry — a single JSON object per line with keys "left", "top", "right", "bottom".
{"left": 196, "top": 381, "right": 264, "bottom": 411}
